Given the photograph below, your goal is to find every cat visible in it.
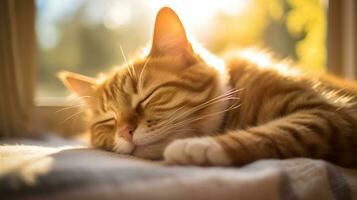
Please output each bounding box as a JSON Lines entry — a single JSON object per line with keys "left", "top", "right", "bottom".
{"left": 59, "top": 7, "right": 357, "bottom": 167}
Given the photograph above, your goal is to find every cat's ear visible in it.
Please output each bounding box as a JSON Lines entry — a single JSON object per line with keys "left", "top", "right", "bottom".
{"left": 58, "top": 71, "right": 96, "bottom": 101}
{"left": 149, "top": 7, "right": 193, "bottom": 57}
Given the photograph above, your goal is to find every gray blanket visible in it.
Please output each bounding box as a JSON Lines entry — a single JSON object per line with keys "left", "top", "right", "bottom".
{"left": 0, "top": 137, "right": 356, "bottom": 200}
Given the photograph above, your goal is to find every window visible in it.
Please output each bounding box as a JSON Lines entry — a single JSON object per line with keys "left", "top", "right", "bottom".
{"left": 5, "top": 0, "right": 357, "bottom": 137}
{"left": 36, "top": 0, "right": 328, "bottom": 101}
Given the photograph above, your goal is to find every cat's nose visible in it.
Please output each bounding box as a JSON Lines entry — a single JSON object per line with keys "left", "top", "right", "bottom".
{"left": 118, "top": 125, "right": 136, "bottom": 143}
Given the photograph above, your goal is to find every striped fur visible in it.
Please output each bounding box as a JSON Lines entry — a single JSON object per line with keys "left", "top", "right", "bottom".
{"left": 59, "top": 7, "right": 357, "bottom": 167}
{"left": 213, "top": 55, "right": 357, "bottom": 167}
{"left": 86, "top": 56, "right": 227, "bottom": 159}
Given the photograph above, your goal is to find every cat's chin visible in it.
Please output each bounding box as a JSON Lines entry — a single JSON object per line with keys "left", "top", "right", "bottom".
{"left": 131, "top": 130, "right": 201, "bottom": 159}
{"left": 132, "top": 146, "right": 163, "bottom": 160}
{"left": 131, "top": 140, "right": 169, "bottom": 160}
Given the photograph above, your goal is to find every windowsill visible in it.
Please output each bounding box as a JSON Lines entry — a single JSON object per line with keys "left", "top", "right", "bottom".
{"left": 34, "top": 97, "right": 87, "bottom": 136}
{"left": 35, "top": 97, "right": 76, "bottom": 107}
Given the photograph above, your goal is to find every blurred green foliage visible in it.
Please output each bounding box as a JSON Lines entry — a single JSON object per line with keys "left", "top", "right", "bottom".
{"left": 36, "top": 0, "right": 326, "bottom": 98}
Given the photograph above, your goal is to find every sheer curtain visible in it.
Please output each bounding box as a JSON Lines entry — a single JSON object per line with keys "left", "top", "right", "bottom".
{"left": 328, "top": 0, "right": 357, "bottom": 79}
{"left": 0, "top": 0, "right": 36, "bottom": 137}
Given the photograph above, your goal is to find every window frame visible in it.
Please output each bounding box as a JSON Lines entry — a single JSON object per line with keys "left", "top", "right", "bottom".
{"left": 327, "top": 0, "right": 357, "bottom": 79}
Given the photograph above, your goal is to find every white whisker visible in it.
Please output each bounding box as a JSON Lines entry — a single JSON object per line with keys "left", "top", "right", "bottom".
{"left": 60, "top": 110, "right": 85, "bottom": 124}
{"left": 120, "top": 45, "right": 135, "bottom": 80}
{"left": 128, "top": 55, "right": 137, "bottom": 79}
{"left": 167, "top": 102, "right": 241, "bottom": 131}
{"left": 55, "top": 104, "right": 82, "bottom": 113}
{"left": 139, "top": 57, "right": 151, "bottom": 90}
{"left": 162, "top": 88, "right": 242, "bottom": 126}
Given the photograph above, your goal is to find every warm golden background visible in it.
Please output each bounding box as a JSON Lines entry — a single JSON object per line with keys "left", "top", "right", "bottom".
{"left": 36, "top": 0, "right": 326, "bottom": 98}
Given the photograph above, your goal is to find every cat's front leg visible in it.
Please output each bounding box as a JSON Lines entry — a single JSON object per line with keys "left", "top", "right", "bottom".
{"left": 164, "top": 137, "right": 232, "bottom": 166}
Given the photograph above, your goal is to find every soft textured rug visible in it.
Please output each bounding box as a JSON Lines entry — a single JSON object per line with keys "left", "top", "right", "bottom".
{"left": 1, "top": 136, "right": 356, "bottom": 200}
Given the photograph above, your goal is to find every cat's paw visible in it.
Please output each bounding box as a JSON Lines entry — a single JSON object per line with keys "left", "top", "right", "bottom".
{"left": 164, "top": 138, "right": 232, "bottom": 166}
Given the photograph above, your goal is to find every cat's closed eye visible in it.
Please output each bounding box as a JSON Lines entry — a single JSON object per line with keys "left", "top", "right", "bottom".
{"left": 91, "top": 112, "right": 117, "bottom": 131}
{"left": 91, "top": 118, "right": 116, "bottom": 133}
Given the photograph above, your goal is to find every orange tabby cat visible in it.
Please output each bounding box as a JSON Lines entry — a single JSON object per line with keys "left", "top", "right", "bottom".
{"left": 59, "top": 7, "right": 357, "bottom": 167}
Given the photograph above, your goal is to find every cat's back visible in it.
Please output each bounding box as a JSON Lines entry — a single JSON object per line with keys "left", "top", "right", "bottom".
{"left": 222, "top": 49, "right": 357, "bottom": 129}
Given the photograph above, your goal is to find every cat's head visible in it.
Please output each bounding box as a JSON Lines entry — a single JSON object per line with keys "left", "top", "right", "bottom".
{"left": 59, "top": 7, "right": 229, "bottom": 159}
